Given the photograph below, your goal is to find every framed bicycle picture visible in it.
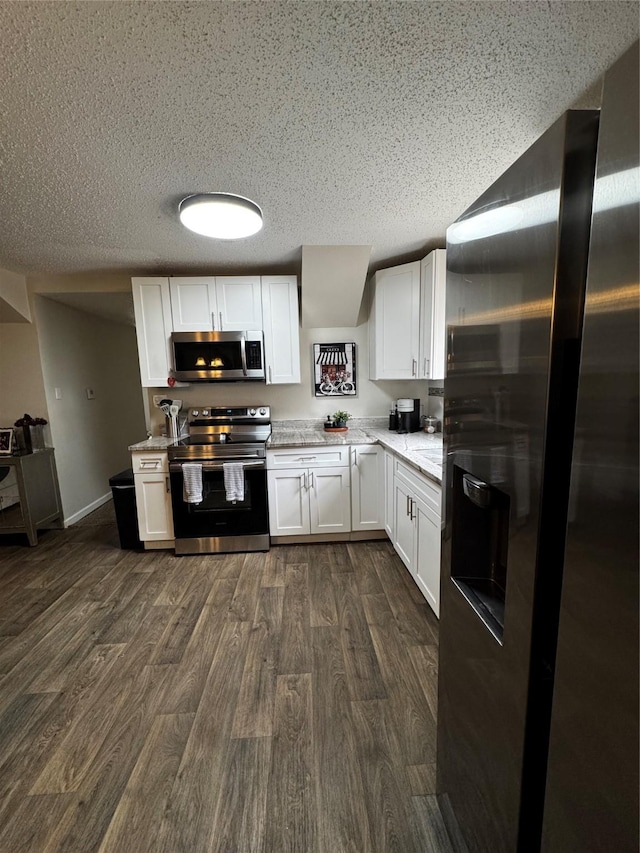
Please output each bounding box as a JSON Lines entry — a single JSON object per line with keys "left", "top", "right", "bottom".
{"left": 313, "top": 342, "right": 356, "bottom": 397}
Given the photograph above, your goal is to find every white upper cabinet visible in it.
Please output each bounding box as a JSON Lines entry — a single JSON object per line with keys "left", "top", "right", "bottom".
{"left": 132, "top": 274, "right": 300, "bottom": 387}
{"left": 419, "top": 249, "right": 447, "bottom": 380}
{"left": 369, "top": 261, "right": 421, "bottom": 380}
{"left": 369, "top": 250, "right": 446, "bottom": 381}
{"left": 170, "top": 276, "right": 262, "bottom": 332}
{"left": 214, "top": 276, "right": 262, "bottom": 330}
{"left": 131, "top": 277, "right": 173, "bottom": 387}
{"left": 261, "top": 275, "right": 301, "bottom": 384}
{"left": 170, "top": 277, "right": 216, "bottom": 331}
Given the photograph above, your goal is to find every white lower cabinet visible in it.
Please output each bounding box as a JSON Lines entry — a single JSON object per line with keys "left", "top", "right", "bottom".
{"left": 267, "top": 466, "right": 350, "bottom": 536}
{"left": 131, "top": 451, "right": 174, "bottom": 542}
{"left": 350, "top": 445, "right": 384, "bottom": 531}
{"left": 392, "top": 460, "right": 442, "bottom": 617}
{"left": 384, "top": 449, "right": 395, "bottom": 539}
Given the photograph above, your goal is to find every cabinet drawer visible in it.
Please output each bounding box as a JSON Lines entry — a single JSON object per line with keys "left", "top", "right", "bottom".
{"left": 132, "top": 451, "right": 169, "bottom": 474}
{"left": 267, "top": 446, "right": 350, "bottom": 469}
{"left": 395, "top": 460, "right": 441, "bottom": 516}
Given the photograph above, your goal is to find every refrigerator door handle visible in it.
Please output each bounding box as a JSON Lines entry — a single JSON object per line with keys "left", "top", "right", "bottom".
{"left": 462, "top": 473, "right": 492, "bottom": 508}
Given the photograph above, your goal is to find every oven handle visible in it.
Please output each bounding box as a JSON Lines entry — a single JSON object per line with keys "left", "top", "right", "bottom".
{"left": 169, "top": 459, "right": 265, "bottom": 472}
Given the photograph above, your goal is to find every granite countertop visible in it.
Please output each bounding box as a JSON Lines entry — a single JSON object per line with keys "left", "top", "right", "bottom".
{"left": 129, "top": 436, "right": 181, "bottom": 451}
{"left": 268, "top": 419, "right": 443, "bottom": 484}
{"left": 130, "top": 420, "right": 444, "bottom": 485}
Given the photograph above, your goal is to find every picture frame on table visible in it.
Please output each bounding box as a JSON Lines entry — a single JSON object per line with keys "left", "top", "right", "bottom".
{"left": 0, "top": 428, "right": 14, "bottom": 455}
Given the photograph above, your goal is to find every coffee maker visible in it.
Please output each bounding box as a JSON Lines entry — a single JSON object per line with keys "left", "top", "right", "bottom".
{"left": 396, "top": 398, "right": 421, "bottom": 433}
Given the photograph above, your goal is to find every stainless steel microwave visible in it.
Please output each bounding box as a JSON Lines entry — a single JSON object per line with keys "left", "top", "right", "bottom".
{"left": 171, "top": 331, "right": 265, "bottom": 382}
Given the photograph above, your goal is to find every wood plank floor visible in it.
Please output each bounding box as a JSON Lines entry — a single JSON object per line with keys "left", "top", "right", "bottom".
{"left": 0, "top": 513, "right": 465, "bottom": 853}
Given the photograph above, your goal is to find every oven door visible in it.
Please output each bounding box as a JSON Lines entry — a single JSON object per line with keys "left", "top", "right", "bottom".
{"left": 169, "top": 459, "right": 269, "bottom": 555}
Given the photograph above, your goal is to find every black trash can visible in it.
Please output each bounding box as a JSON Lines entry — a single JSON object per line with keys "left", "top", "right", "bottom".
{"left": 109, "top": 469, "right": 143, "bottom": 549}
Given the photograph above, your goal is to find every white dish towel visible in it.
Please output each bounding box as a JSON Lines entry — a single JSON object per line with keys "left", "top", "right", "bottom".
{"left": 223, "top": 462, "right": 245, "bottom": 503}
{"left": 182, "top": 463, "right": 203, "bottom": 504}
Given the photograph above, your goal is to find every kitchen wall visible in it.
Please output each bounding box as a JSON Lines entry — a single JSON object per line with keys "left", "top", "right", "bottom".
{"left": 0, "top": 324, "right": 49, "bottom": 427}
{"left": 35, "top": 296, "right": 146, "bottom": 523}
{"left": 0, "top": 267, "right": 31, "bottom": 321}
{"left": 146, "top": 322, "right": 430, "bottom": 433}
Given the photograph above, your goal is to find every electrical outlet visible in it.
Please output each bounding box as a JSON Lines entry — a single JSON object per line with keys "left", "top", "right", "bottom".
{"left": 153, "top": 395, "right": 164, "bottom": 406}
{"left": 86, "top": 388, "right": 95, "bottom": 400}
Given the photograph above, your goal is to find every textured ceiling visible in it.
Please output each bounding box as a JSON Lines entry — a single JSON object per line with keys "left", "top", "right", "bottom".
{"left": 0, "top": 1, "right": 637, "bottom": 279}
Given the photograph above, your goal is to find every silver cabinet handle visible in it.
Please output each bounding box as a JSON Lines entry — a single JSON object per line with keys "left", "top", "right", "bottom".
{"left": 301, "top": 472, "right": 306, "bottom": 490}
{"left": 211, "top": 312, "right": 216, "bottom": 330}
{"left": 268, "top": 365, "right": 272, "bottom": 383}
{"left": 309, "top": 471, "right": 314, "bottom": 489}
{"left": 406, "top": 494, "right": 410, "bottom": 516}
{"left": 412, "top": 358, "right": 417, "bottom": 376}
{"left": 409, "top": 498, "right": 415, "bottom": 521}
{"left": 353, "top": 449, "right": 358, "bottom": 466}
{"left": 423, "top": 358, "right": 429, "bottom": 376}
{"left": 219, "top": 311, "right": 223, "bottom": 330}
{"left": 140, "top": 459, "right": 160, "bottom": 469}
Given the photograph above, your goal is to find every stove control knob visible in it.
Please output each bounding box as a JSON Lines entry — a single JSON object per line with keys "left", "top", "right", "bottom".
{"left": 201, "top": 409, "right": 209, "bottom": 417}
{"left": 249, "top": 408, "right": 257, "bottom": 416}
{"left": 259, "top": 407, "right": 267, "bottom": 416}
{"left": 191, "top": 409, "right": 199, "bottom": 417}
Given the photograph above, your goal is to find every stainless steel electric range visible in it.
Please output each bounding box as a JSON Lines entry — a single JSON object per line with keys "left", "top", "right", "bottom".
{"left": 167, "top": 406, "right": 271, "bottom": 556}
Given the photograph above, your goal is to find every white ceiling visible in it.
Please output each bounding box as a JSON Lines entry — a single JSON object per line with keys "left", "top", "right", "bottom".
{"left": 0, "top": 1, "right": 637, "bottom": 280}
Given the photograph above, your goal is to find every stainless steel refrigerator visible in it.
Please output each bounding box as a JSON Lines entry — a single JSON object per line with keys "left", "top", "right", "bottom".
{"left": 436, "top": 41, "right": 638, "bottom": 853}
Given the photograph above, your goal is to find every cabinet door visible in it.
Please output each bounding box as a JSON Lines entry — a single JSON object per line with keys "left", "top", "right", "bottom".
{"left": 134, "top": 472, "right": 174, "bottom": 541}
{"left": 393, "top": 478, "right": 416, "bottom": 573}
{"left": 170, "top": 277, "right": 217, "bottom": 331}
{"left": 215, "top": 276, "right": 262, "bottom": 330}
{"left": 370, "top": 261, "right": 420, "bottom": 380}
{"left": 131, "top": 277, "right": 173, "bottom": 387}
{"left": 309, "top": 467, "right": 351, "bottom": 534}
{"left": 415, "top": 502, "right": 441, "bottom": 617}
{"left": 261, "top": 276, "right": 301, "bottom": 384}
{"left": 351, "top": 445, "right": 384, "bottom": 531}
{"left": 419, "top": 249, "right": 447, "bottom": 380}
{"left": 384, "top": 450, "right": 395, "bottom": 539}
{"left": 267, "top": 469, "right": 309, "bottom": 536}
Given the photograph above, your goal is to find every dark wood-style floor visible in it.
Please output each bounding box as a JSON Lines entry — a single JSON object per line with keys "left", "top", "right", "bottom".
{"left": 0, "top": 509, "right": 464, "bottom": 853}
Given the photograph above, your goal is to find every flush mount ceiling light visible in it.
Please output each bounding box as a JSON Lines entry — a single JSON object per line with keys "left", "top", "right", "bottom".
{"left": 178, "top": 193, "right": 263, "bottom": 239}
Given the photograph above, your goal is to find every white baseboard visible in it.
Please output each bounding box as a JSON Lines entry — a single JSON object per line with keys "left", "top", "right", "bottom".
{"left": 64, "top": 491, "right": 112, "bottom": 527}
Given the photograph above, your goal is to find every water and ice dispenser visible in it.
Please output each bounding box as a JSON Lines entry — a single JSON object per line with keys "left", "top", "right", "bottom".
{"left": 450, "top": 465, "right": 510, "bottom": 642}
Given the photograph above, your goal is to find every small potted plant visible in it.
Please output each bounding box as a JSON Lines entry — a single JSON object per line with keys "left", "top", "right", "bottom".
{"left": 332, "top": 410, "right": 351, "bottom": 430}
